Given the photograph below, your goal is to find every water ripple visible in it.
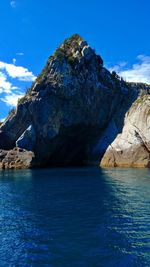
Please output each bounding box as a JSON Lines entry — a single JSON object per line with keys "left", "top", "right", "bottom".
{"left": 0, "top": 168, "right": 150, "bottom": 266}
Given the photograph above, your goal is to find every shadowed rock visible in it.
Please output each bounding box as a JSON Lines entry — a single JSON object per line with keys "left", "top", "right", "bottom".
{"left": 0, "top": 34, "right": 150, "bottom": 169}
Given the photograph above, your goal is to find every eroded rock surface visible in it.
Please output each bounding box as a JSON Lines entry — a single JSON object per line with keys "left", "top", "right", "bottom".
{"left": 0, "top": 148, "right": 34, "bottom": 169}
{"left": 101, "top": 95, "right": 150, "bottom": 167}
{"left": 0, "top": 34, "right": 150, "bottom": 168}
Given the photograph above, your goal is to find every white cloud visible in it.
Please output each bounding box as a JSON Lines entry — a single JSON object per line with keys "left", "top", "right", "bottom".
{"left": 109, "top": 55, "right": 150, "bottom": 84}
{"left": 0, "top": 72, "right": 12, "bottom": 93}
{"left": 109, "top": 61, "right": 128, "bottom": 73}
{"left": 0, "top": 61, "right": 36, "bottom": 82}
{"left": 16, "top": 52, "right": 24, "bottom": 56}
{"left": 1, "top": 92, "right": 24, "bottom": 107}
{"left": 0, "top": 60, "right": 36, "bottom": 107}
{"left": 13, "top": 58, "right": 16, "bottom": 65}
{"left": 10, "top": 1, "right": 16, "bottom": 8}
{"left": 0, "top": 117, "right": 6, "bottom": 123}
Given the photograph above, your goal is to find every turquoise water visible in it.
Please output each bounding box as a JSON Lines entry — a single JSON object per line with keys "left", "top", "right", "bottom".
{"left": 0, "top": 168, "right": 150, "bottom": 266}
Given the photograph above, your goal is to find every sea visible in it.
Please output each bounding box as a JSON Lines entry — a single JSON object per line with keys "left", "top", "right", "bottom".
{"left": 0, "top": 167, "right": 150, "bottom": 267}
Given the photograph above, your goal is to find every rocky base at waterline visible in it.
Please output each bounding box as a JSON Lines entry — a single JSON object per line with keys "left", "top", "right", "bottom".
{"left": 0, "top": 148, "right": 34, "bottom": 169}
{"left": 0, "top": 34, "right": 150, "bottom": 169}
{"left": 101, "top": 146, "right": 150, "bottom": 168}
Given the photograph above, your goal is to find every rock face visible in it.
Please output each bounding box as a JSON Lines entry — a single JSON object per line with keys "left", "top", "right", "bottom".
{"left": 101, "top": 95, "right": 150, "bottom": 167}
{"left": 0, "top": 148, "right": 34, "bottom": 169}
{"left": 16, "top": 125, "right": 36, "bottom": 151}
{"left": 0, "top": 34, "right": 150, "bottom": 168}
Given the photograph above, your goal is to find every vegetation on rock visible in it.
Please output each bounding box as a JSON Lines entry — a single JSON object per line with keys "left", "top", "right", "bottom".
{"left": 0, "top": 34, "right": 150, "bottom": 169}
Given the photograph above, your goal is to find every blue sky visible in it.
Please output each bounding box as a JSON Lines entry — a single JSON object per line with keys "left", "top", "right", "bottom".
{"left": 0, "top": 0, "right": 150, "bottom": 119}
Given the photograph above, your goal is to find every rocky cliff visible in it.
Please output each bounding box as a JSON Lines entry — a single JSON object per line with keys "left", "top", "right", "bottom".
{"left": 101, "top": 95, "right": 150, "bottom": 167}
{"left": 0, "top": 34, "right": 150, "bottom": 169}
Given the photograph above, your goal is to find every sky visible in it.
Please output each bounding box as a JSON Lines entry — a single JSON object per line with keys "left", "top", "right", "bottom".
{"left": 0, "top": 0, "right": 150, "bottom": 120}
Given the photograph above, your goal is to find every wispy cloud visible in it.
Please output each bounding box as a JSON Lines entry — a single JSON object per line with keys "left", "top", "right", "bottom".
{"left": 0, "top": 72, "right": 12, "bottom": 94}
{"left": 109, "top": 61, "right": 128, "bottom": 73}
{"left": 10, "top": 1, "right": 16, "bottom": 8}
{"left": 109, "top": 55, "right": 150, "bottom": 84}
{"left": 1, "top": 92, "right": 24, "bottom": 107}
{"left": 16, "top": 52, "right": 24, "bottom": 56}
{"left": 0, "top": 61, "right": 36, "bottom": 82}
{"left": 13, "top": 58, "right": 16, "bottom": 65}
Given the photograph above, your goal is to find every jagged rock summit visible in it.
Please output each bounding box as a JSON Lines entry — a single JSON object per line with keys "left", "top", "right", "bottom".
{"left": 0, "top": 34, "right": 150, "bottom": 169}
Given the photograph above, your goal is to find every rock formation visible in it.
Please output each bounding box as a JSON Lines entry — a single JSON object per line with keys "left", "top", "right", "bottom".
{"left": 0, "top": 148, "right": 34, "bottom": 169}
{"left": 101, "top": 95, "right": 150, "bottom": 167}
{"left": 0, "top": 34, "right": 150, "bottom": 169}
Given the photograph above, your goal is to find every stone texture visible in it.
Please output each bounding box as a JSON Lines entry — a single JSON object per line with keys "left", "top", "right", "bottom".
{"left": 16, "top": 125, "right": 36, "bottom": 151}
{"left": 0, "top": 34, "right": 150, "bottom": 169}
{"left": 81, "top": 46, "right": 94, "bottom": 60}
{"left": 101, "top": 95, "right": 150, "bottom": 168}
{"left": 0, "top": 148, "right": 34, "bottom": 169}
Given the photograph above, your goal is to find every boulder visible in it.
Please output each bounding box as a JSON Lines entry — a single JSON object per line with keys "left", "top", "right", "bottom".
{"left": 0, "top": 148, "right": 34, "bottom": 169}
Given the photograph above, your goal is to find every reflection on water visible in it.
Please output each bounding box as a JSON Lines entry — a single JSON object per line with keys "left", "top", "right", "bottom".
{"left": 0, "top": 168, "right": 150, "bottom": 266}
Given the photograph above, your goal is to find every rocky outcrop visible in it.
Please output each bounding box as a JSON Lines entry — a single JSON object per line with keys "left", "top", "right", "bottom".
{"left": 101, "top": 95, "right": 150, "bottom": 167}
{"left": 0, "top": 148, "right": 34, "bottom": 169}
{"left": 0, "top": 34, "right": 150, "bottom": 169}
{"left": 0, "top": 35, "right": 130, "bottom": 167}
